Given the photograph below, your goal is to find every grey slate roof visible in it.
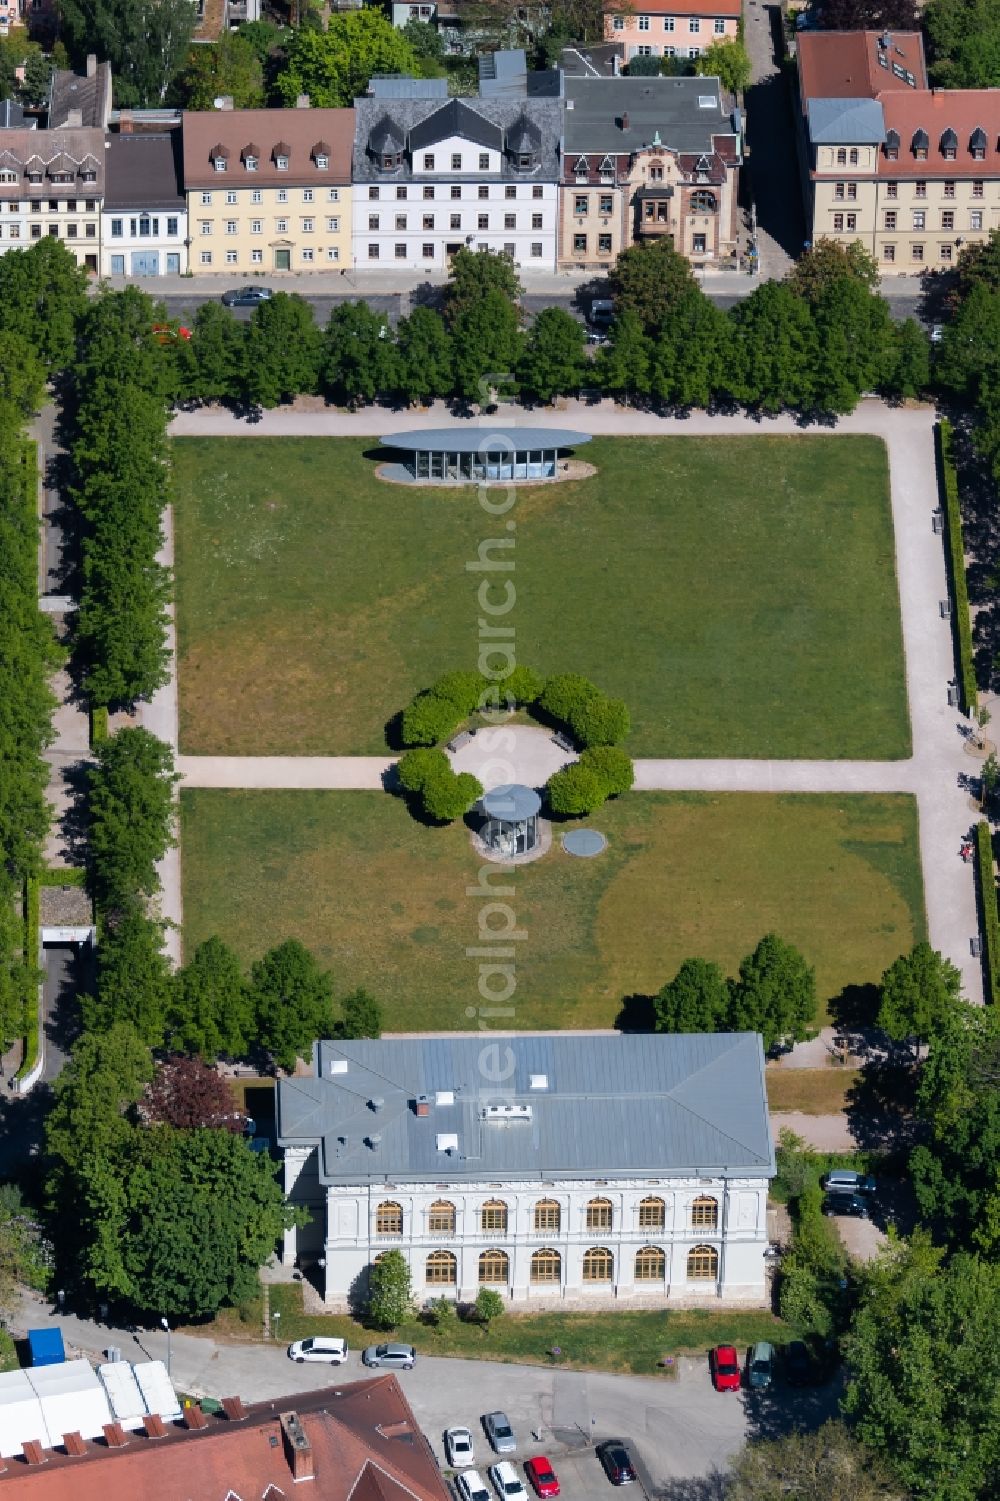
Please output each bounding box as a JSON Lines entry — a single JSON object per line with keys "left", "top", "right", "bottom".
{"left": 352, "top": 96, "right": 562, "bottom": 183}
{"left": 104, "top": 131, "right": 184, "bottom": 212}
{"left": 277, "top": 1033, "right": 774, "bottom": 1187}
{"left": 0, "top": 100, "right": 29, "bottom": 130}
{"left": 807, "top": 96, "right": 885, "bottom": 145}
{"left": 564, "top": 75, "right": 732, "bottom": 156}
{"left": 409, "top": 98, "right": 503, "bottom": 154}
{"left": 48, "top": 61, "right": 112, "bottom": 130}
{"left": 478, "top": 50, "right": 562, "bottom": 100}
{"left": 368, "top": 76, "right": 449, "bottom": 100}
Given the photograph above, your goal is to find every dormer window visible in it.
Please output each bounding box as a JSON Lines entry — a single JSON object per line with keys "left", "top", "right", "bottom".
{"left": 276, "top": 155, "right": 288, "bottom": 171}
{"left": 0, "top": 170, "right": 15, "bottom": 184}
{"left": 211, "top": 143, "right": 229, "bottom": 173}
{"left": 575, "top": 156, "right": 589, "bottom": 177}
{"left": 911, "top": 128, "right": 928, "bottom": 160}
{"left": 81, "top": 168, "right": 96, "bottom": 183}
{"left": 836, "top": 147, "right": 846, "bottom": 165}
{"left": 940, "top": 127, "right": 958, "bottom": 161}
{"left": 884, "top": 128, "right": 899, "bottom": 161}
{"left": 213, "top": 156, "right": 227, "bottom": 172}
{"left": 26, "top": 171, "right": 42, "bottom": 184}
{"left": 383, "top": 153, "right": 401, "bottom": 170}
{"left": 970, "top": 127, "right": 987, "bottom": 161}
{"left": 518, "top": 154, "right": 533, "bottom": 169}
{"left": 273, "top": 141, "right": 291, "bottom": 170}
{"left": 244, "top": 155, "right": 258, "bottom": 172}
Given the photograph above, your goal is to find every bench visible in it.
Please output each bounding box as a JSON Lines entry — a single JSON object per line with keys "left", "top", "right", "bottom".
{"left": 552, "top": 732, "right": 575, "bottom": 753}
{"left": 447, "top": 731, "right": 473, "bottom": 752}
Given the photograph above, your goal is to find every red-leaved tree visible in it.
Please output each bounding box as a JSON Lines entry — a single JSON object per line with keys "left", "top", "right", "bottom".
{"left": 143, "top": 1055, "right": 244, "bottom": 1133}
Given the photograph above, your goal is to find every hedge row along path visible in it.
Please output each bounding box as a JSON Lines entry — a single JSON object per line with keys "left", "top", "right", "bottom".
{"left": 158, "top": 400, "right": 984, "bottom": 1005}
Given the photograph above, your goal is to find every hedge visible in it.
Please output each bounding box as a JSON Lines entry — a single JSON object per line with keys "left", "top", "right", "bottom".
{"left": 975, "top": 820, "right": 1000, "bottom": 1006}
{"left": 938, "top": 420, "right": 978, "bottom": 715}
{"left": 90, "top": 705, "right": 109, "bottom": 746}
{"left": 18, "top": 877, "right": 40, "bottom": 1081}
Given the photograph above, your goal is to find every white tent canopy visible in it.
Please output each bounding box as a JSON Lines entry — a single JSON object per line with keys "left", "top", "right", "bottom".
{"left": 0, "top": 1370, "right": 47, "bottom": 1459}
{"left": 133, "top": 1360, "right": 181, "bottom": 1422}
{"left": 28, "top": 1359, "right": 113, "bottom": 1448}
{"left": 97, "top": 1362, "right": 147, "bottom": 1431}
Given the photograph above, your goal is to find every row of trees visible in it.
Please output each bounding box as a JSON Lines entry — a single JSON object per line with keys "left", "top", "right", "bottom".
{"left": 654, "top": 935, "right": 818, "bottom": 1051}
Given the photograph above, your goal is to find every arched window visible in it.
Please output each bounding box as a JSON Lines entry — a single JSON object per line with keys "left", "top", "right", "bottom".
{"left": 586, "top": 1197, "right": 613, "bottom": 1231}
{"left": 426, "top": 1249, "right": 457, "bottom": 1285}
{"left": 687, "top": 1244, "right": 718, "bottom": 1281}
{"left": 479, "top": 1249, "right": 509, "bottom": 1284}
{"left": 481, "top": 1199, "right": 508, "bottom": 1233}
{"left": 428, "top": 1200, "right": 456, "bottom": 1235}
{"left": 635, "top": 1246, "right": 666, "bottom": 1281}
{"left": 376, "top": 1201, "right": 402, "bottom": 1236}
{"left": 534, "top": 1199, "right": 561, "bottom": 1232}
{"left": 582, "top": 1247, "right": 614, "bottom": 1282}
{"left": 530, "top": 1248, "right": 561, "bottom": 1284}
{"left": 690, "top": 189, "right": 717, "bottom": 213}
{"left": 638, "top": 1196, "right": 665, "bottom": 1229}
{"left": 848, "top": 147, "right": 859, "bottom": 165}
{"left": 691, "top": 1195, "right": 718, "bottom": 1231}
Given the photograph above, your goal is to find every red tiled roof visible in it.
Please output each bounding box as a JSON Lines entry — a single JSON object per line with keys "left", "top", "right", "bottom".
{"left": 0, "top": 1376, "right": 451, "bottom": 1501}
{"left": 182, "top": 108, "right": 355, "bottom": 187}
{"left": 797, "top": 29, "right": 927, "bottom": 107}
{"left": 878, "top": 89, "right": 1000, "bottom": 178}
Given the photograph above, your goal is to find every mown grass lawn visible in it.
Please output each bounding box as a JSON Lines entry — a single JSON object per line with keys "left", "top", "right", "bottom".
{"left": 201, "top": 1282, "right": 789, "bottom": 1377}
{"left": 172, "top": 434, "right": 908, "bottom": 759}
{"left": 766, "top": 1068, "right": 860, "bottom": 1116}
{"left": 180, "top": 789, "right": 924, "bottom": 1031}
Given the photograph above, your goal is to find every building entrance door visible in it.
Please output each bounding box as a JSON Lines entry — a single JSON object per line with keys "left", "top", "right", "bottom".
{"left": 130, "top": 249, "right": 160, "bottom": 276}
{"left": 110, "top": 254, "right": 125, "bottom": 275}
{"left": 166, "top": 252, "right": 180, "bottom": 273}
{"left": 446, "top": 242, "right": 462, "bottom": 262}
{"left": 274, "top": 247, "right": 291, "bottom": 270}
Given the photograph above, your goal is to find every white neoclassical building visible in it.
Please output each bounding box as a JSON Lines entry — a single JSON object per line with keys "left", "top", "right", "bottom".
{"left": 277, "top": 1033, "right": 775, "bottom": 1309}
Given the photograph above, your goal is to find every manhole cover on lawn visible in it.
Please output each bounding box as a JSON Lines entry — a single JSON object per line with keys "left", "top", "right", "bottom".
{"left": 562, "top": 828, "right": 607, "bottom": 857}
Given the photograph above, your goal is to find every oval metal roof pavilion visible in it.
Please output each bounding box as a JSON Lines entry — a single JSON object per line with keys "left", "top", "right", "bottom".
{"left": 380, "top": 427, "right": 592, "bottom": 454}
{"left": 481, "top": 783, "right": 542, "bottom": 821}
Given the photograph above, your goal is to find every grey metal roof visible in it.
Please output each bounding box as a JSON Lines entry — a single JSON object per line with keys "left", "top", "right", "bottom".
{"left": 808, "top": 97, "right": 885, "bottom": 145}
{"left": 380, "top": 427, "right": 592, "bottom": 454}
{"left": 481, "top": 783, "right": 541, "bottom": 820}
{"left": 564, "top": 75, "right": 732, "bottom": 156}
{"left": 277, "top": 1033, "right": 775, "bottom": 1187}
{"left": 48, "top": 61, "right": 112, "bottom": 130}
{"left": 105, "top": 131, "right": 184, "bottom": 211}
{"left": 368, "top": 76, "right": 449, "bottom": 100}
{"left": 352, "top": 96, "right": 562, "bottom": 184}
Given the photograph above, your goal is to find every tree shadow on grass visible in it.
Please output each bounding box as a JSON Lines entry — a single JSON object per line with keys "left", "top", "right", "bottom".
{"left": 613, "top": 993, "right": 657, "bottom": 1032}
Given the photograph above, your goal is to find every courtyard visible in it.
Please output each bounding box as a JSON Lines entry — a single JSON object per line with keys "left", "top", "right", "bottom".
{"left": 180, "top": 789, "right": 924, "bottom": 1032}
{"left": 173, "top": 434, "right": 909, "bottom": 760}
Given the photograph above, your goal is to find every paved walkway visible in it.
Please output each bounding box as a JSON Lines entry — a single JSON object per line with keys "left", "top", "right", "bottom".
{"left": 167, "top": 398, "right": 982, "bottom": 1001}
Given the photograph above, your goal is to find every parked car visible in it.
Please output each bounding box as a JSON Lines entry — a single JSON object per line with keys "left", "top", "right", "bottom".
{"left": 524, "top": 1457, "right": 560, "bottom": 1497}
{"left": 457, "top": 1472, "right": 491, "bottom": 1501}
{"left": 822, "top": 1191, "right": 869, "bottom": 1218}
{"left": 746, "top": 1341, "right": 775, "bottom": 1390}
{"left": 361, "top": 1342, "right": 416, "bottom": 1369}
{"left": 483, "top": 1412, "right": 516, "bottom": 1455}
{"left": 221, "top": 285, "right": 273, "bottom": 307}
{"left": 596, "top": 1441, "right": 636, "bottom": 1486}
{"left": 710, "top": 1344, "right": 741, "bottom": 1392}
{"left": 821, "top": 1169, "right": 876, "bottom": 1195}
{"left": 489, "top": 1463, "right": 527, "bottom": 1501}
{"left": 784, "top": 1339, "right": 817, "bottom": 1387}
{"left": 588, "top": 298, "right": 614, "bottom": 328}
{"left": 287, "top": 1335, "right": 348, "bottom": 1364}
{"left": 445, "top": 1428, "right": 475, "bottom": 1468}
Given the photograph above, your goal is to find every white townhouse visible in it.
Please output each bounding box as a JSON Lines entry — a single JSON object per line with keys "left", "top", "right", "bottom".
{"left": 277, "top": 1032, "right": 775, "bottom": 1309}
{"left": 350, "top": 94, "right": 562, "bottom": 271}
{"left": 101, "top": 130, "right": 187, "bottom": 277}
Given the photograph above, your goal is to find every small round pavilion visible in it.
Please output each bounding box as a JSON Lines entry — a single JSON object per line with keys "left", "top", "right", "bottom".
{"left": 479, "top": 783, "right": 541, "bottom": 858}
{"left": 379, "top": 426, "right": 592, "bottom": 483}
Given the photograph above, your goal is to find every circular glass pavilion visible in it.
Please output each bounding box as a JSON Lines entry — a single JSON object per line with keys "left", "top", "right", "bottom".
{"left": 380, "top": 426, "right": 592, "bottom": 483}
{"left": 479, "top": 783, "right": 542, "bottom": 858}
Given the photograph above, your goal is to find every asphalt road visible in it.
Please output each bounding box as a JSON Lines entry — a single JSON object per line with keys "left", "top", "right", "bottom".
{"left": 41, "top": 942, "right": 88, "bottom": 1084}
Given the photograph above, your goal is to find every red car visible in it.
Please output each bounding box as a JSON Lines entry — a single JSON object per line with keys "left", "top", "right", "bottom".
{"left": 710, "top": 1345, "right": 741, "bottom": 1392}
{"left": 524, "top": 1458, "right": 560, "bottom": 1498}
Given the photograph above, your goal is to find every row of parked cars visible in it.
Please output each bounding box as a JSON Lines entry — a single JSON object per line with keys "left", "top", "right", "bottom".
{"left": 820, "top": 1168, "right": 878, "bottom": 1221}
{"left": 448, "top": 1416, "right": 638, "bottom": 1501}
{"left": 710, "top": 1336, "right": 838, "bottom": 1393}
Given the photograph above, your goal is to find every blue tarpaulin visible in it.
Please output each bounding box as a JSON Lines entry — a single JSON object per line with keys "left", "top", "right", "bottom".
{"left": 27, "top": 1329, "right": 65, "bottom": 1367}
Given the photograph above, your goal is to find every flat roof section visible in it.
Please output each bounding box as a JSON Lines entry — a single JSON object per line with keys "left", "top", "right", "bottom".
{"left": 380, "top": 427, "right": 592, "bottom": 454}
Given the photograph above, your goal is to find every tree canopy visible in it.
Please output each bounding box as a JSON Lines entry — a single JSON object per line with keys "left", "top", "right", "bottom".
{"left": 729, "top": 934, "right": 816, "bottom": 1049}
{"left": 250, "top": 939, "right": 335, "bottom": 1072}
{"left": 275, "top": 11, "right": 419, "bottom": 107}
{"left": 878, "top": 941, "right": 963, "bottom": 1051}
{"left": 58, "top": 0, "right": 196, "bottom": 105}
{"left": 655, "top": 957, "right": 731, "bottom": 1034}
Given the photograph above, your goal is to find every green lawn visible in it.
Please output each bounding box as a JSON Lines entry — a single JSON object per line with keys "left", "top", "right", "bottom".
{"left": 172, "top": 435, "right": 909, "bottom": 758}
{"left": 200, "top": 1281, "right": 788, "bottom": 1377}
{"left": 180, "top": 789, "right": 924, "bottom": 1031}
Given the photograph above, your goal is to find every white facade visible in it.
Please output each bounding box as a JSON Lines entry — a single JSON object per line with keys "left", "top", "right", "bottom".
{"left": 351, "top": 176, "right": 557, "bottom": 271}
{"left": 391, "top": 1, "right": 437, "bottom": 24}
{"left": 283, "top": 1156, "right": 771, "bottom": 1309}
{"left": 101, "top": 207, "right": 187, "bottom": 277}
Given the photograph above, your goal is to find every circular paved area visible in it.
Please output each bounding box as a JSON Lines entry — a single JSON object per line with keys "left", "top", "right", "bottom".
{"left": 563, "top": 828, "right": 607, "bottom": 857}
{"left": 447, "top": 724, "right": 574, "bottom": 790}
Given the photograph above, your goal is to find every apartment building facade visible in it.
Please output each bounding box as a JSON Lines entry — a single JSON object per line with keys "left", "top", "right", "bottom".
{"left": 0, "top": 127, "right": 102, "bottom": 268}
{"left": 604, "top": 0, "right": 740, "bottom": 64}
{"left": 351, "top": 94, "right": 561, "bottom": 270}
{"left": 278, "top": 1033, "right": 775, "bottom": 1309}
{"left": 798, "top": 29, "right": 1000, "bottom": 274}
{"left": 559, "top": 75, "right": 741, "bottom": 270}
{"left": 101, "top": 130, "right": 187, "bottom": 276}
{"left": 181, "top": 106, "right": 354, "bottom": 274}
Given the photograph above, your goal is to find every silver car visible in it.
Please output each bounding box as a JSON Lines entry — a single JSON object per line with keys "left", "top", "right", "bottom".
{"left": 483, "top": 1411, "right": 516, "bottom": 1455}
{"left": 361, "top": 1341, "right": 416, "bottom": 1369}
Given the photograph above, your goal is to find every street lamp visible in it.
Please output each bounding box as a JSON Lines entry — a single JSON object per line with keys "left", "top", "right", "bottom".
{"left": 160, "top": 1316, "right": 171, "bottom": 1380}
{"left": 272, "top": 1311, "right": 281, "bottom": 1342}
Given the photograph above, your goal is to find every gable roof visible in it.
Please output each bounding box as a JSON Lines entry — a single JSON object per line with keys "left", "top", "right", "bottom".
{"left": 48, "top": 60, "right": 112, "bottom": 129}
{"left": 807, "top": 96, "right": 885, "bottom": 145}
{"left": 181, "top": 108, "right": 354, "bottom": 189}
{"left": 878, "top": 90, "right": 1000, "bottom": 178}
{"left": 105, "top": 131, "right": 184, "bottom": 211}
{"left": 563, "top": 75, "right": 737, "bottom": 157}
{"left": 277, "top": 1033, "right": 774, "bottom": 1186}
{"left": 408, "top": 98, "right": 503, "bottom": 154}
{"left": 797, "top": 29, "right": 927, "bottom": 108}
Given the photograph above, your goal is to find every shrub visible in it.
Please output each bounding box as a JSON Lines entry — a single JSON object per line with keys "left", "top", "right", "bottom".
{"left": 579, "top": 745, "right": 634, "bottom": 796}
{"left": 473, "top": 1286, "right": 505, "bottom": 1330}
{"left": 422, "top": 769, "right": 483, "bottom": 823}
{"left": 368, "top": 1248, "right": 413, "bottom": 1330}
{"left": 938, "top": 420, "right": 977, "bottom": 714}
{"left": 975, "top": 820, "right": 1000, "bottom": 1005}
{"left": 570, "top": 694, "right": 631, "bottom": 747}
{"left": 538, "top": 673, "right": 600, "bottom": 725}
{"left": 397, "top": 747, "right": 450, "bottom": 794}
{"left": 430, "top": 670, "right": 489, "bottom": 716}
{"left": 428, "top": 1294, "right": 458, "bottom": 1330}
{"left": 547, "top": 762, "right": 607, "bottom": 816}
{"left": 500, "top": 664, "right": 545, "bottom": 706}
{"left": 400, "top": 691, "right": 464, "bottom": 747}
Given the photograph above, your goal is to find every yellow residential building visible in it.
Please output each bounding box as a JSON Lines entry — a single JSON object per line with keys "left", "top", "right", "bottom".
{"left": 181, "top": 106, "right": 354, "bottom": 275}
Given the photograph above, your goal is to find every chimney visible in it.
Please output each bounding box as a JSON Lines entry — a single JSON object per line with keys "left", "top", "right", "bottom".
{"left": 65, "top": 108, "right": 83, "bottom": 128}
{"left": 222, "top": 1397, "right": 247, "bottom": 1422}
{"left": 119, "top": 109, "right": 133, "bottom": 135}
{"left": 369, "top": 1097, "right": 384, "bottom": 1113}
{"left": 184, "top": 1405, "right": 208, "bottom": 1431}
{"left": 621, "top": 111, "right": 630, "bottom": 132}
{"left": 86, "top": 54, "right": 97, "bottom": 78}
{"left": 63, "top": 1432, "right": 88, "bottom": 1457}
{"left": 280, "top": 1411, "right": 314, "bottom": 1483}
{"left": 103, "top": 1423, "right": 129, "bottom": 1449}
{"left": 143, "top": 1415, "right": 166, "bottom": 1440}
{"left": 296, "top": 94, "right": 310, "bottom": 109}
{"left": 414, "top": 1096, "right": 430, "bottom": 1118}
{"left": 22, "top": 1442, "right": 46, "bottom": 1467}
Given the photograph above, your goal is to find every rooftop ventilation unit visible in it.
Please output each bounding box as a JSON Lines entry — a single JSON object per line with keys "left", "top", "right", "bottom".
{"left": 436, "top": 1133, "right": 459, "bottom": 1152}
{"left": 369, "top": 1097, "right": 385, "bottom": 1112}
{"left": 482, "top": 1103, "right": 533, "bottom": 1124}
{"left": 414, "top": 1095, "right": 430, "bottom": 1117}
{"left": 435, "top": 1090, "right": 455, "bottom": 1107}
{"left": 529, "top": 1074, "right": 548, "bottom": 1090}
{"left": 367, "top": 1134, "right": 382, "bottom": 1152}
{"left": 698, "top": 96, "right": 716, "bottom": 110}
{"left": 330, "top": 1059, "right": 348, "bottom": 1075}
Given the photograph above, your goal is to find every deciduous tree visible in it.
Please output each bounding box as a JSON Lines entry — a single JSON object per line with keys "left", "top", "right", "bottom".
{"left": 0, "top": 238, "right": 88, "bottom": 375}
{"left": 655, "top": 958, "right": 731, "bottom": 1034}
{"left": 338, "top": 987, "right": 383, "bottom": 1039}
{"left": 444, "top": 247, "right": 522, "bottom": 327}
{"left": 518, "top": 308, "right": 587, "bottom": 403}
{"left": 729, "top": 933, "right": 816, "bottom": 1049}
{"left": 178, "top": 301, "right": 247, "bottom": 404}
{"left": 245, "top": 293, "right": 321, "bottom": 408}
{"left": 144, "top": 1055, "right": 244, "bottom": 1132}
{"left": 58, "top": 0, "right": 196, "bottom": 105}
{"left": 878, "top": 941, "right": 962, "bottom": 1053}
{"left": 250, "top": 939, "right": 335, "bottom": 1072}
{"left": 608, "top": 239, "right": 697, "bottom": 334}
{"left": 730, "top": 282, "right": 817, "bottom": 412}
{"left": 368, "top": 1247, "right": 413, "bottom": 1329}
{"left": 83, "top": 902, "right": 174, "bottom": 1046}
{"left": 450, "top": 290, "right": 523, "bottom": 401}
{"left": 168, "top": 935, "right": 253, "bottom": 1059}
{"left": 323, "top": 301, "right": 400, "bottom": 405}
{"left": 694, "top": 38, "right": 751, "bottom": 93}
{"left": 395, "top": 307, "right": 453, "bottom": 404}
{"left": 596, "top": 309, "right": 652, "bottom": 399}
{"left": 728, "top": 1421, "right": 906, "bottom": 1501}
{"left": 174, "top": 32, "right": 265, "bottom": 109}
{"left": 275, "top": 11, "right": 419, "bottom": 107}
{"left": 86, "top": 727, "right": 176, "bottom": 911}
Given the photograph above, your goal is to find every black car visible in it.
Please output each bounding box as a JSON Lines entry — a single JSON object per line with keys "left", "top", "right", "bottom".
{"left": 221, "top": 286, "right": 273, "bottom": 307}
{"left": 822, "top": 1191, "right": 869, "bottom": 1219}
{"left": 784, "top": 1340, "right": 817, "bottom": 1387}
{"left": 596, "top": 1441, "right": 636, "bottom": 1486}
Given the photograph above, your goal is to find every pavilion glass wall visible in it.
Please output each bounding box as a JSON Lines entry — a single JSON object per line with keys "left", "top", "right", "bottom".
{"left": 409, "top": 448, "right": 559, "bottom": 480}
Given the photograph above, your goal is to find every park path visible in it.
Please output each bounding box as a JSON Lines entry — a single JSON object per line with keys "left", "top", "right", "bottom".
{"left": 167, "top": 399, "right": 982, "bottom": 1002}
